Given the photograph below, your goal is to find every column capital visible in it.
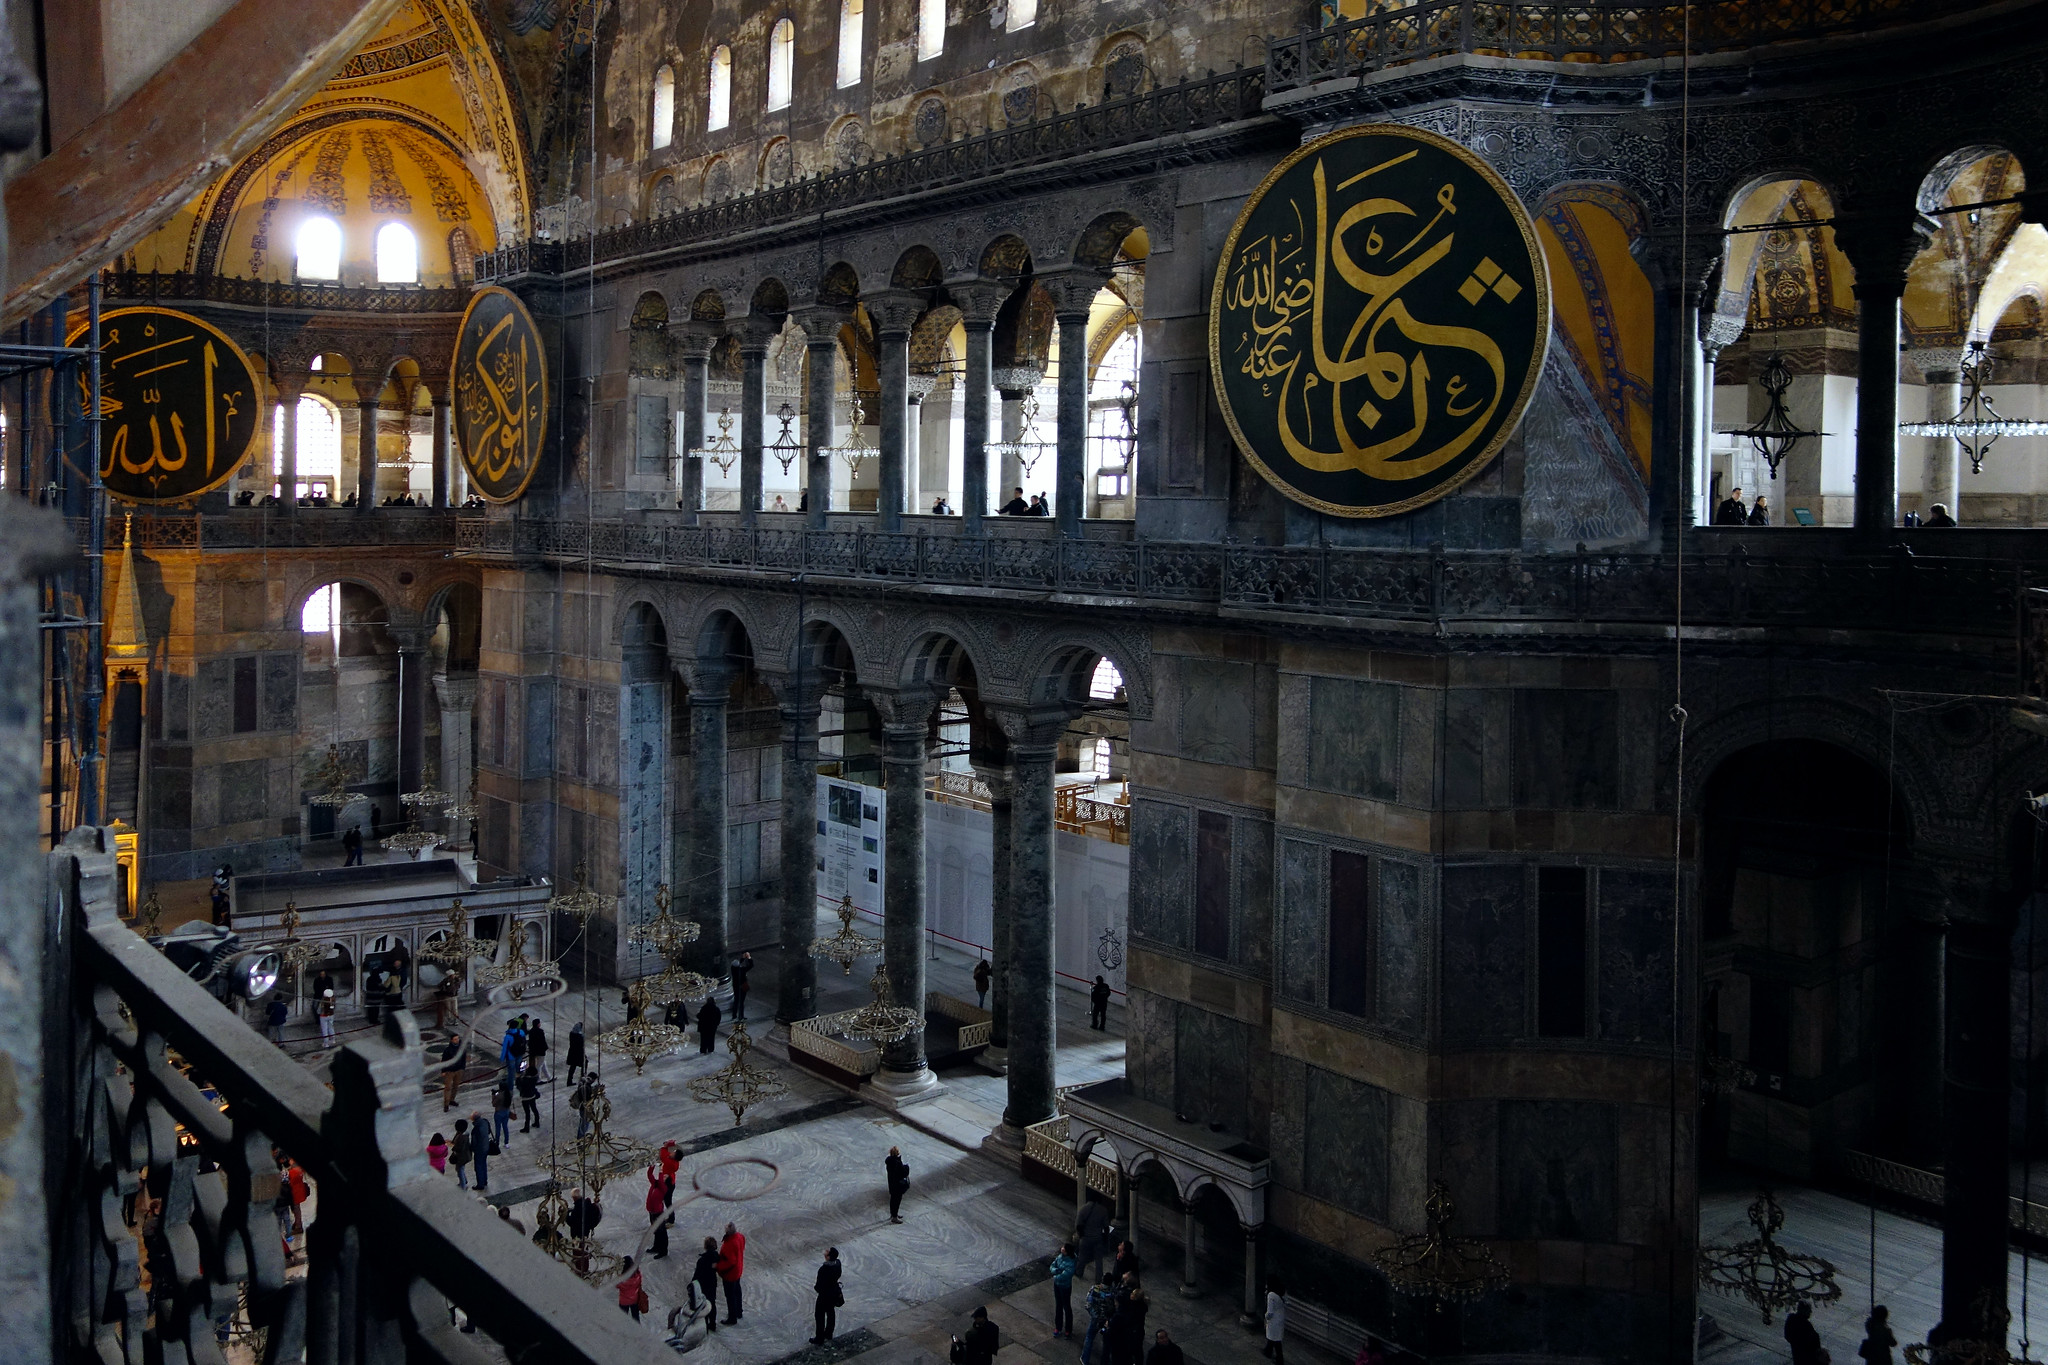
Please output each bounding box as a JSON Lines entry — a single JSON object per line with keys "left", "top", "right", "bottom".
{"left": 867, "top": 686, "right": 937, "bottom": 734}
{"left": 386, "top": 624, "right": 434, "bottom": 653}
{"left": 432, "top": 672, "right": 478, "bottom": 710}
{"left": 1034, "top": 266, "right": 1111, "bottom": 319}
{"left": 865, "top": 289, "right": 928, "bottom": 337}
{"left": 993, "top": 365, "right": 1044, "bottom": 399}
{"left": 733, "top": 312, "right": 784, "bottom": 353}
{"left": 790, "top": 303, "right": 852, "bottom": 339}
{"left": 906, "top": 373, "right": 939, "bottom": 404}
{"left": 271, "top": 368, "right": 309, "bottom": 402}
{"left": 1700, "top": 310, "right": 1746, "bottom": 358}
{"left": 1908, "top": 346, "right": 1969, "bottom": 383}
{"left": 758, "top": 668, "right": 829, "bottom": 715}
{"left": 675, "top": 324, "right": 720, "bottom": 362}
{"left": 1831, "top": 215, "right": 1930, "bottom": 294}
{"left": 948, "top": 278, "right": 1012, "bottom": 328}
{"left": 673, "top": 656, "right": 737, "bottom": 700}
{"left": 990, "top": 704, "right": 1069, "bottom": 751}
{"left": 970, "top": 760, "right": 1013, "bottom": 803}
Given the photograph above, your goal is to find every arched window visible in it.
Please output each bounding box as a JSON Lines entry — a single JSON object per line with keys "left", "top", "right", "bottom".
{"left": 295, "top": 216, "right": 342, "bottom": 281}
{"left": 767, "top": 19, "right": 794, "bottom": 111}
{"left": 1007, "top": 0, "right": 1037, "bottom": 31}
{"left": 447, "top": 227, "right": 477, "bottom": 282}
{"left": 375, "top": 222, "right": 418, "bottom": 284}
{"left": 836, "top": 0, "right": 863, "bottom": 87}
{"left": 917, "top": 0, "right": 944, "bottom": 61}
{"left": 1088, "top": 324, "right": 1140, "bottom": 502}
{"left": 651, "top": 64, "right": 675, "bottom": 150}
{"left": 273, "top": 394, "right": 342, "bottom": 501}
{"left": 708, "top": 45, "right": 732, "bottom": 132}
{"left": 1089, "top": 658, "right": 1124, "bottom": 701}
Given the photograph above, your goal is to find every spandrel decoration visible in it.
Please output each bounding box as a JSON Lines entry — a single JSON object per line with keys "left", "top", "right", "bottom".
{"left": 451, "top": 285, "right": 549, "bottom": 502}
{"left": 1210, "top": 124, "right": 1550, "bottom": 518}
{"left": 66, "top": 307, "right": 261, "bottom": 504}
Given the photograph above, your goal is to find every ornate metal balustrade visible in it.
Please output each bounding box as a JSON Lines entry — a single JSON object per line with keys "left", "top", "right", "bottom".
{"left": 55, "top": 829, "right": 668, "bottom": 1365}
{"left": 1266, "top": 0, "right": 1995, "bottom": 92}
{"left": 476, "top": 66, "right": 1267, "bottom": 282}
{"left": 458, "top": 516, "right": 2033, "bottom": 639}
{"left": 74, "top": 510, "right": 462, "bottom": 552}
{"left": 100, "top": 268, "right": 470, "bottom": 315}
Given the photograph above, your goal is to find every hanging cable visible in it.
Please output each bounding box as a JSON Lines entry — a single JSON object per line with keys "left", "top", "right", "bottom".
{"left": 1669, "top": 2, "right": 1693, "bottom": 1356}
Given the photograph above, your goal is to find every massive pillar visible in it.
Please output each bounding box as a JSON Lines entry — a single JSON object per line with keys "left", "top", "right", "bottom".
{"left": 1837, "top": 221, "right": 1919, "bottom": 544}
{"left": 1912, "top": 347, "right": 1966, "bottom": 520}
{"left": 1944, "top": 903, "right": 2014, "bottom": 1335}
{"left": 794, "top": 305, "right": 849, "bottom": 527}
{"left": 996, "top": 708, "right": 1064, "bottom": 1136}
{"left": 1039, "top": 270, "right": 1107, "bottom": 537}
{"left": 905, "top": 378, "right": 931, "bottom": 511}
{"left": 869, "top": 292, "right": 925, "bottom": 534}
{"left": 873, "top": 690, "right": 939, "bottom": 1101}
{"left": 1640, "top": 237, "right": 1717, "bottom": 544}
{"left": 273, "top": 375, "right": 302, "bottom": 513}
{"left": 973, "top": 758, "right": 1014, "bottom": 1070}
{"left": 430, "top": 391, "right": 452, "bottom": 509}
{"left": 433, "top": 673, "right": 476, "bottom": 845}
{"left": 739, "top": 318, "right": 776, "bottom": 526}
{"left": 683, "top": 666, "right": 732, "bottom": 977}
{"left": 953, "top": 282, "right": 1006, "bottom": 532}
{"left": 773, "top": 674, "right": 825, "bottom": 1023}
{"left": 354, "top": 395, "right": 381, "bottom": 513}
{"left": 676, "top": 328, "right": 714, "bottom": 521}
{"left": 620, "top": 645, "right": 670, "bottom": 974}
{"left": 392, "top": 628, "right": 431, "bottom": 804}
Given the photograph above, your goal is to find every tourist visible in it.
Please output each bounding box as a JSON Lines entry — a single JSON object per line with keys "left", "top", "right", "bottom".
{"left": 1784, "top": 1302, "right": 1824, "bottom": 1365}
{"left": 516, "top": 1064, "right": 540, "bottom": 1131}
{"left": 885, "top": 1145, "right": 910, "bottom": 1223}
{"left": 450, "top": 1121, "right": 471, "bottom": 1190}
{"left": 1112, "top": 1241, "right": 1141, "bottom": 1281}
{"left": 772, "top": 495, "right": 789, "bottom": 512}
{"left": 931, "top": 495, "right": 953, "bottom": 515}
{"left": 974, "top": 958, "right": 991, "bottom": 1008}
{"left": 501, "top": 1017, "right": 526, "bottom": 1081}
{"left": 438, "top": 1032, "right": 467, "bottom": 1112}
{"left": 313, "top": 966, "right": 335, "bottom": 999}
{"left": 651, "top": 1208, "right": 674, "bottom": 1260}
{"left": 265, "top": 993, "right": 289, "bottom": 1045}
{"left": 731, "top": 951, "right": 753, "bottom": 1020}
{"left": 1048, "top": 1241, "right": 1078, "bottom": 1339}
{"left": 697, "top": 995, "right": 722, "bottom": 1054}
{"left": 362, "top": 968, "right": 384, "bottom": 1026}
{"left": 498, "top": 1205, "right": 526, "bottom": 1236}
{"left": 954, "top": 1306, "right": 999, "bottom": 1365}
{"left": 812, "top": 1246, "right": 842, "bottom": 1343}
{"left": 1028, "top": 493, "right": 1049, "bottom": 516}
{"left": 382, "top": 976, "right": 405, "bottom": 1024}
{"left": 617, "top": 1256, "right": 645, "bottom": 1322}
{"left": 568, "top": 1188, "right": 603, "bottom": 1238}
{"left": 1926, "top": 502, "right": 1958, "bottom": 527}
{"left": 1861, "top": 1305, "right": 1897, "bottom": 1365}
{"left": 1262, "top": 1276, "right": 1287, "bottom": 1365}
{"left": 317, "top": 988, "right": 336, "bottom": 1042}
{"left": 565, "top": 1020, "right": 587, "bottom": 1081}
{"left": 1090, "top": 976, "right": 1112, "bottom": 1029}
{"left": 1714, "top": 486, "right": 1747, "bottom": 524}
{"left": 469, "top": 1109, "right": 491, "bottom": 1192}
{"left": 692, "top": 1237, "right": 721, "bottom": 1333}
{"left": 1000, "top": 487, "right": 1029, "bottom": 515}
{"left": 433, "top": 975, "right": 457, "bottom": 1028}
{"left": 1147, "top": 1330, "right": 1184, "bottom": 1365}
{"left": 646, "top": 1164, "right": 668, "bottom": 1225}
{"left": 491, "top": 1078, "right": 514, "bottom": 1151}
{"left": 716, "top": 1221, "right": 746, "bottom": 1323}
{"left": 1748, "top": 495, "right": 1771, "bottom": 527}
{"left": 664, "top": 994, "right": 686, "bottom": 1028}
{"left": 285, "top": 1160, "right": 309, "bottom": 1236}
{"left": 1110, "top": 1274, "right": 1149, "bottom": 1365}
{"left": 426, "top": 1132, "right": 449, "bottom": 1174}
{"left": 573, "top": 1071, "right": 599, "bottom": 1139}
{"left": 527, "top": 1016, "right": 550, "bottom": 1080}
{"left": 658, "top": 1139, "right": 682, "bottom": 1202}
{"left": 1081, "top": 1275, "right": 1118, "bottom": 1365}
{"left": 1077, "top": 1197, "right": 1112, "bottom": 1280}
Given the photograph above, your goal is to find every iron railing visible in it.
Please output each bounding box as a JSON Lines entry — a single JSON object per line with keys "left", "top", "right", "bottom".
{"left": 457, "top": 516, "right": 2032, "bottom": 638}
{"left": 82, "top": 510, "right": 463, "bottom": 552}
{"left": 476, "top": 66, "right": 1268, "bottom": 281}
{"left": 55, "top": 830, "right": 669, "bottom": 1365}
{"left": 1266, "top": 0, "right": 1995, "bottom": 92}
{"left": 100, "top": 268, "right": 471, "bottom": 314}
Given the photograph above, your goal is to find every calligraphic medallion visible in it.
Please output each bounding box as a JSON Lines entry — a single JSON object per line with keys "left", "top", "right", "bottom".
{"left": 451, "top": 285, "right": 549, "bottom": 503}
{"left": 1211, "top": 124, "right": 1550, "bottom": 518}
{"left": 64, "top": 308, "right": 260, "bottom": 504}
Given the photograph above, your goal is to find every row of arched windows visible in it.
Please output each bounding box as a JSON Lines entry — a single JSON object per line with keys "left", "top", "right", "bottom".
{"left": 294, "top": 218, "right": 418, "bottom": 284}
{"left": 650, "top": 0, "right": 1038, "bottom": 151}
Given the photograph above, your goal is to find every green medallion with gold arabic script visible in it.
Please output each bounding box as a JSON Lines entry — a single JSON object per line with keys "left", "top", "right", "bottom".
{"left": 1211, "top": 124, "right": 1550, "bottom": 518}
{"left": 64, "top": 308, "right": 260, "bottom": 504}
{"left": 452, "top": 285, "right": 549, "bottom": 503}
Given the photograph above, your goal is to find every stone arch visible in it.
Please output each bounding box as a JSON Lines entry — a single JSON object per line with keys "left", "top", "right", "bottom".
{"left": 790, "top": 615, "right": 860, "bottom": 687}
{"left": 893, "top": 626, "right": 985, "bottom": 695}
{"left": 676, "top": 596, "right": 762, "bottom": 678}
{"left": 648, "top": 171, "right": 679, "bottom": 218}
{"left": 1094, "top": 32, "right": 1151, "bottom": 102}
{"left": 818, "top": 261, "right": 862, "bottom": 307}
{"left": 1184, "top": 1173, "right": 1260, "bottom": 1229}
{"left": 752, "top": 276, "right": 792, "bottom": 317}
{"left": 1071, "top": 210, "right": 1148, "bottom": 271}
{"left": 630, "top": 290, "right": 672, "bottom": 378}
{"left": 1011, "top": 625, "right": 1152, "bottom": 720}
{"left": 691, "top": 288, "right": 727, "bottom": 323}
{"left": 285, "top": 569, "right": 393, "bottom": 630}
{"left": 891, "top": 245, "right": 945, "bottom": 290}
{"left": 615, "top": 594, "right": 673, "bottom": 654}
{"left": 1681, "top": 696, "right": 1934, "bottom": 843}
{"left": 980, "top": 234, "right": 1032, "bottom": 281}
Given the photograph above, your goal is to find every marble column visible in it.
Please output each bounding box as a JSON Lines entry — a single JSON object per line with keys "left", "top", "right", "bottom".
{"left": 869, "top": 292, "right": 925, "bottom": 533}
{"left": 1000, "top": 711, "right": 1062, "bottom": 1134}
{"left": 355, "top": 396, "right": 381, "bottom": 513}
{"left": 1039, "top": 270, "right": 1107, "bottom": 537}
{"left": 1239, "top": 1228, "right": 1260, "bottom": 1326}
{"left": 905, "top": 379, "right": 931, "bottom": 511}
{"left": 683, "top": 667, "right": 732, "bottom": 978}
{"left": 953, "top": 283, "right": 1007, "bottom": 531}
{"left": 874, "top": 690, "right": 939, "bottom": 1101}
{"left": 677, "top": 329, "right": 714, "bottom": 521}
{"left": 430, "top": 392, "right": 452, "bottom": 509}
{"left": 1837, "top": 222, "right": 1918, "bottom": 542}
{"left": 274, "top": 377, "right": 302, "bottom": 513}
{"left": 774, "top": 676, "right": 825, "bottom": 1023}
{"left": 620, "top": 645, "right": 670, "bottom": 976}
{"left": 793, "top": 305, "right": 849, "bottom": 527}
{"left": 1180, "top": 1207, "right": 1200, "bottom": 1297}
{"left": 1913, "top": 348, "right": 1966, "bottom": 521}
{"left": 434, "top": 672, "right": 477, "bottom": 837}
{"left": 992, "top": 371, "right": 1036, "bottom": 512}
{"left": 392, "top": 629, "right": 431, "bottom": 803}
{"left": 739, "top": 319, "right": 776, "bottom": 525}
{"left": 973, "top": 759, "right": 1014, "bottom": 1071}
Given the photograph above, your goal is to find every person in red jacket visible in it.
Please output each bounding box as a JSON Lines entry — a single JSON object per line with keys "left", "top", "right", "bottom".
{"left": 716, "top": 1222, "right": 746, "bottom": 1324}
{"left": 617, "top": 1256, "right": 645, "bottom": 1322}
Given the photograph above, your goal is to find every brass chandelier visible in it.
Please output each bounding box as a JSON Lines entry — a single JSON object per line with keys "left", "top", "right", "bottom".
{"left": 306, "top": 744, "right": 366, "bottom": 809}
{"left": 546, "top": 862, "right": 616, "bottom": 925}
{"left": 399, "top": 759, "right": 453, "bottom": 813}
{"left": 473, "top": 926, "right": 559, "bottom": 997}
{"left": 596, "top": 978, "right": 686, "bottom": 1074}
{"left": 626, "top": 882, "right": 701, "bottom": 958}
{"left": 262, "top": 901, "right": 325, "bottom": 975}
{"left": 1718, "top": 351, "right": 1824, "bottom": 478}
{"left": 1370, "top": 1181, "right": 1510, "bottom": 1305}
{"left": 810, "top": 894, "right": 884, "bottom": 975}
{"left": 841, "top": 964, "right": 922, "bottom": 1046}
{"left": 687, "top": 1018, "right": 789, "bottom": 1125}
{"left": 1900, "top": 341, "right": 2048, "bottom": 474}
{"left": 823, "top": 391, "right": 877, "bottom": 482}
{"left": 769, "top": 401, "right": 803, "bottom": 475}
{"left": 1697, "top": 1189, "right": 1841, "bottom": 1324}
{"left": 690, "top": 407, "right": 741, "bottom": 478}
{"left": 536, "top": 1076, "right": 650, "bottom": 1285}
{"left": 418, "top": 900, "right": 495, "bottom": 969}
{"left": 380, "top": 820, "right": 442, "bottom": 859}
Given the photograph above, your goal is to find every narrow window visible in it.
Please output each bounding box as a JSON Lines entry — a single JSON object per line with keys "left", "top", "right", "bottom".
{"left": 1006, "top": 0, "right": 1037, "bottom": 30}
{"left": 651, "top": 64, "right": 675, "bottom": 150}
{"left": 1327, "top": 849, "right": 1371, "bottom": 1016}
{"left": 1195, "top": 811, "right": 1231, "bottom": 960}
{"left": 767, "top": 19, "right": 794, "bottom": 111}
{"left": 232, "top": 657, "right": 259, "bottom": 734}
{"left": 295, "top": 216, "right": 342, "bottom": 281}
{"left": 917, "top": 0, "right": 944, "bottom": 61}
{"left": 374, "top": 222, "right": 417, "bottom": 284}
{"left": 708, "top": 46, "right": 732, "bottom": 132}
{"left": 1536, "top": 866, "right": 1589, "bottom": 1038}
{"left": 836, "top": 0, "right": 863, "bottom": 87}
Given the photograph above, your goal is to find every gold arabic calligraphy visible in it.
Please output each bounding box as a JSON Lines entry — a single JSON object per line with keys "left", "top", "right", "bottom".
{"left": 68, "top": 310, "right": 255, "bottom": 501}
{"left": 1224, "top": 148, "right": 1514, "bottom": 481}
{"left": 454, "top": 289, "right": 547, "bottom": 499}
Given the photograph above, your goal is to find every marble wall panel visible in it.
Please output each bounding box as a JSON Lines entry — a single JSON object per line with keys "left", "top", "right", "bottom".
{"left": 1511, "top": 688, "right": 1618, "bottom": 810}
{"left": 1441, "top": 862, "right": 1526, "bottom": 1045}
{"left": 1174, "top": 1002, "right": 1252, "bottom": 1133}
{"left": 161, "top": 671, "right": 190, "bottom": 742}
{"left": 1175, "top": 658, "right": 1257, "bottom": 767}
{"left": 1129, "top": 799, "right": 1190, "bottom": 949}
{"left": 1599, "top": 867, "right": 1674, "bottom": 1045}
{"left": 1444, "top": 688, "right": 1514, "bottom": 808}
{"left": 1236, "top": 815, "right": 1275, "bottom": 977}
{"left": 261, "top": 651, "right": 297, "bottom": 732}
{"left": 1377, "top": 857, "right": 1427, "bottom": 1039}
{"left": 1268, "top": 1051, "right": 1307, "bottom": 1189}
{"left": 218, "top": 758, "right": 268, "bottom": 825}
{"left": 194, "top": 659, "right": 232, "bottom": 740}
{"left": 522, "top": 678, "right": 555, "bottom": 779}
{"left": 1277, "top": 837, "right": 1325, "bottom": 1005}
{"left": 522, "top": 591, "right": 554, "bottom": 653}
{"left": 1498, "top": 1099, "right": 1619, "bottom": 1241}
{"left": 149, "top": 766, "right": 191, "bottom": 831}
{"left": 1126, "top": 987, "right": 1176, "bottom": 1108}
{"left": 1304, "top": 1064, "right": 1390, "bottom": 1221}
{"left": 1305, "top": 677, "right": 1400, "bottom": 799}
{"left": 1435, "top": 1098, "right": 1500, "bottom": 1235}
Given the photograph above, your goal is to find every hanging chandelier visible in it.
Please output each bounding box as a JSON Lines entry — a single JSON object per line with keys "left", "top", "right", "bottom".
{"left": 627, "top": 882, "right": 702, "bottom": 958}
{"left": 1370, "top": 1181, "right": 1510, "bottom": 1305}
{"left": 418, "top": 900, "right": 495, "bottom": 968}
{"left": 687, "top": 1018, "right": 789, "bottom": 1124}
{"left": 841, "top": 964, "right": 922, "bottom": 1045}
{"left": 400, "top": 759, "right": 453, "bottom": 813}
{"left": 546, "top": 862, "right": 616, "bottom": 925}
{"left": 262, "top": 901, "right": 325, "bottom": 975}
{"left": 690, "top": 407, "right": 741, "bottom": 478}
{"left": 1900, "top": 341, "right": 2048, "bottom": 474}
{"left": 1698, "top": 1189, "right": 1841, "bottom": 1324}
{"left": 1717, "top": 351, "right": 1824, "bottom": 477}
{"left": 380, "top": 820, "right": 442, "bottom": 859}
{"left": 473, "top": 926, "right": 559, "bottom": 995}
{"left": 769, "top": 401, "right": 803, "bottom": 475}
{"left": 998, "top": 392, "right": 1054, "bottom": 479}
{"left": 1905, "top": 1299, "right": 2043, "bottom": 1365}
{"left": 306, "top": 744, "right": 366, "bottom": 809}
{"left": 442, "top": 777, "right": 479, "bottom": 827}
{"left": 596, "top": 978, "right": 686, "bottom": 1073}
{"left": 545, "top": 1078, "right": 654, "bottom": 1187}
{"left": 810, "top": 894, "right": 884, "bottom": 975}
{"left": 823, "top": 391, "right": 877, "bottom": 482}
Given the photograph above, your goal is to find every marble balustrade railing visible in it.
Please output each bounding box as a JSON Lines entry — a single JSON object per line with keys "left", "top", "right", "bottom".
{"left": 788, "top": 1009, "right": 882, "bottom": 1077}
{"left": 926, "top": 992, "right": 994, "bottom": 1051}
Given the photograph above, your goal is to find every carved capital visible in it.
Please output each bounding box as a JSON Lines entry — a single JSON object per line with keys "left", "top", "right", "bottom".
{"left": 865, "top": 288, "right": 928, "bottom": 337}
{"left": 993, "top": 364, "right": 1044, "bottom": 398}
{"left": 1908, "top": 346, "right": 1969, "bottom": 383}
{"left": 675, "top": 324, "right": 720, "bottom": 362}
{"left": 989, "top": 703, "right": 1068, "bottom": 751}
{"left": 948, "top": 279, "right": 1012, "bottom": 329}
{"left": 757, "top": 668, "right": 829, "bottom": 716}
{"left": 672, "top": 654, "right": 736, "bottom": 699}
{"left": 790, "top": 303, "right": 851, "bottom": 343}
{"left": 1830, "top": 215, "right": 1928, "bottom": 294}
{"left": 866, "top": 686, "right": 938, "bottom": 733}
{"left": 433, "top": 672, "right": 478, "bottom": 711}
{"left": 1034, "top": 267, "right": 1110, "bottom": 320}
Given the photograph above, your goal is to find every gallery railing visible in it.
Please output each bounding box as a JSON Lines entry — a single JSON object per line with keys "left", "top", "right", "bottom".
{"left": 476, "top": 65, "right": 1268, "bottom": 281}
{"left": 57, "top": 830, "right": 669, "bottom": 1365}
{"left": 76, "top": 509, "right": 463, "bottom": 552}
{"left": 458, "top": 515, "right": 2031, "bottom": 638}
{"left": 100, "top": 267, "right": 470, "bottom": 315}
{"left": 1266, "top": 0, "right": 1998, "bottom": 92}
